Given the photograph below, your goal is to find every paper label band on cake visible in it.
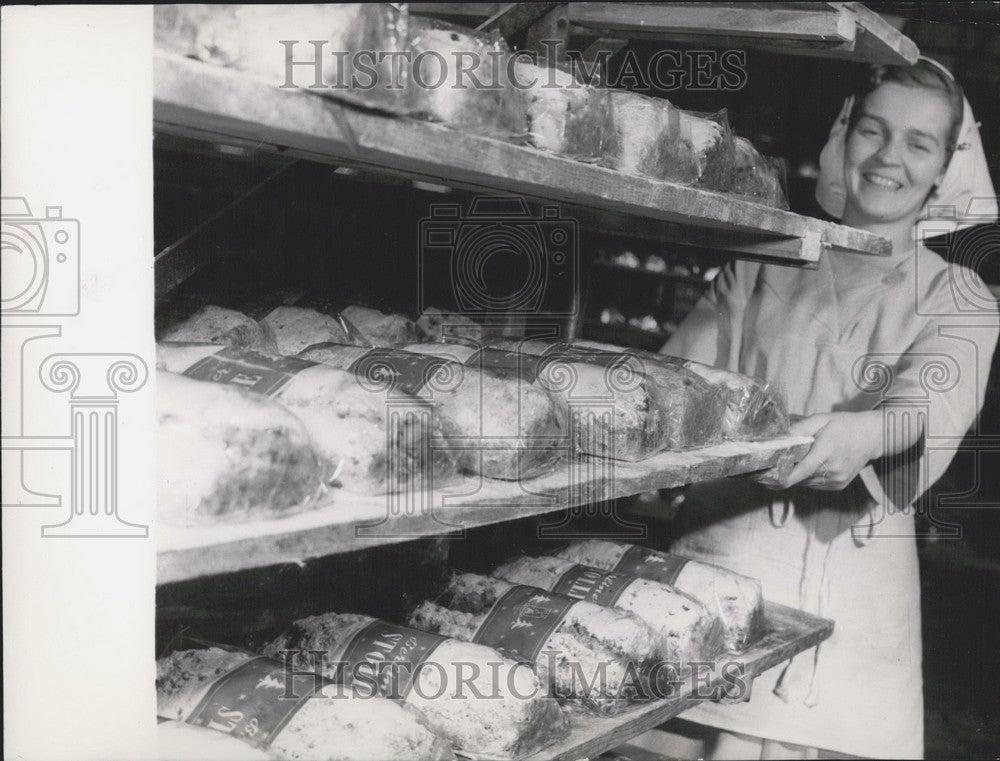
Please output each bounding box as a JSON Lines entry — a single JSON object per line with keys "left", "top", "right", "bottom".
{"left": 551, "top": 564, "right": 635, "bottom": 607}
{"left": 186, "top": 656, "right": 329, "bottom": 748}
{"left": 347, "top": 348, "right": 454, "bottom": 397}
{"left": 182, "top": 346, "right": 315, "bottom": 397}
{"left": 613, "top": 546, "right": 689, "bottom": 587}
{"left": 465, "top": 347, "right": 545, "bottom": 382}
{"left": 338, "top": 620, "right": 448, "bottom": 701}
{"left": 472, "top": 586, "right": 575, "bottom": 663}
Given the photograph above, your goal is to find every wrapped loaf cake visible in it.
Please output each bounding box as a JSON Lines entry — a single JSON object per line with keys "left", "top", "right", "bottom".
{"left": 408, "top": 573, "right": 671, "bottom": 714}
{"left": 407, "top": 15, "right": 525, "bottom": 138}
{"left": 156, "top": 343, "right": 454, "bottom": 491}
{"left": 552, "top": 540, "right": 766, "bottom": 652}
{"left": 678, "top": 108, "right": 737, "bottom": 191}
{"left": 157, "top": 370, "right": 332, "bottom": 526}
{"left": 159, "top": 305, "right": 279, "bottom": 354}
{"left": 514, "top": 60, "right": 614, "bottom": 161}
{"left": 299, "top": 340, "right": 565, "bottom": 480}
{"left": 574, "top": 339, "right": 789, "bottom": 440}
{"left": 340, "top": 305, "right": 420, "bottom": 348}
{"left": 415, "top": 307, "right": 483, "bottom": 343}
{"left": 605, "top": 90, "right": 700, "bottom": 183}
{"left": 157, "top": 647, "right": 453, "bottom": 761}
{"left": 157, "top": 719, "right": 277, "bottom": 761}
{"left": 487, "top": 338, "right": 726, "bottom": 459}
{"left": 727, "top": 136, "right": 788, "bottom": 209}
{"left": 263, "top": 613, "right": 568, "bottom": 757}
{"left": 491, "top": 555, "right": 724, "bottom": 666}
{"left": 264, "top": 305, "right": 421, "bottom": 352}
{"left": 263, "top": 306, "right": 357, "bottom": 355}
{"left": 658, "top": 355, "right": 788, "bottom": 440}
{"left": 154, "top": 4, "right": 410, "bottom": 114}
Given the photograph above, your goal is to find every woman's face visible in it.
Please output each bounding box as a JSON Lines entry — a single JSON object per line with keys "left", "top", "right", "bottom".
{"left": 843, "top": 81, "right": 953, "bottom": 225}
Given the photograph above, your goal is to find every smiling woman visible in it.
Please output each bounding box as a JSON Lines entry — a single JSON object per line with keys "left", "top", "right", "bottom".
{"left": 657, "top": 58, "right": 999, "bottom": 759}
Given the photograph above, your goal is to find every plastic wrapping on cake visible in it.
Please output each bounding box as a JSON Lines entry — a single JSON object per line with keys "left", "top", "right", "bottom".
{"left": 156, "top": 643, "right": 454, "bottom": 761}
{"left": 264, "top": 304, "right": 420, "bottom": 351}
{"left": 155, "top": 342, "right": 457, "bottom": 493}
{"left": 157, "top": 370, "right": 334, "bottom": 527}
{"left": 159, "top": 305, "right": 280, "bottom": 354}
{"left": 573, "top": 339, "right": 790, "bottom": 441}
{"left": 157, "top": 719, "right": 277, "bottom": 761}
{"left": 490, "top": 554, "right": 725, "bottom": 665}
{"left": 679, "top": 108, "right": 738, "bottom": 192}
{"left": 486, "top": 338, "right": 729, "bottom": 459}
{"left": 513, "top": 60, "right": 616, "bottom": 162}
{"left": 656, "top": 354, "right": 789, "bottom": 441}
{"left": 603, "top": 90, "right": 700, "bottom": 183}
{"left": 550, "top": 540, "right": 767, "bottom": 653}
{"left": 408, "top": 573, "right": 673, "bottom": 715}
{"left": 293, "top": 339, "right": 566, "bottom": 481}
{"left": 415, "top": 307, "right": 484, "bottom": 343}
{"left": 407, "top": 15, "right": 527, "bottom": 139}
{"left": 262, "top": 612, "right": 569, "bottom": 758}
{"left": 154, "top": 4, "right": 412, "bottom": 115}
{"left": 726, "top": 136, "right": 789, "bottom": 209}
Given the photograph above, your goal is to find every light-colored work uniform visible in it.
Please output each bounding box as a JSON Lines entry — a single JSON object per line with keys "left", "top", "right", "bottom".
{"left": 661, "top": 246, "right": 998, "bottom": 759}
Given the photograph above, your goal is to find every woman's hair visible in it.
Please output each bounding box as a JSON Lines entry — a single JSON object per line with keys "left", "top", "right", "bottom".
{"left": 847, "top": 58, "right": 965, "bottom": 163}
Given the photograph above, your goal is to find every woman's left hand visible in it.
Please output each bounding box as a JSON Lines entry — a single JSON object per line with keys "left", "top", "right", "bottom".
{"left": 769, "top": 411, "right": 884, "bottom": 491}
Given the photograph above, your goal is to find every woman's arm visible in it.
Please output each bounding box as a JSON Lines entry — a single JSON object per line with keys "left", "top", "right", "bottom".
{"left": 774, "top": 299, "right": 998, "bottom": 492}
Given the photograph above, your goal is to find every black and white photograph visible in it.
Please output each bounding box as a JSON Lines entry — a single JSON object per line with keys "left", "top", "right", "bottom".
{"left": 3, "top": 3, "right": 999, "bottom": 760}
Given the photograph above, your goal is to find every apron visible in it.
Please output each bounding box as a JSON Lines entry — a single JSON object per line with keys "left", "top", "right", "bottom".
{"left": 661, "top": 247, "right": 998, "bottom": 759}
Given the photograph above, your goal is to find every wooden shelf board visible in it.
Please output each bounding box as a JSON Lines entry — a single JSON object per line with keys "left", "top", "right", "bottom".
{"left": 157, "top": 435, "right": 812, "bottom": 584}
{"left": 522, "top": 601, "right": 834, "bottom": 761}
{"left": 415, "top": 2, "right": 918, "bottom": 65}
{"left": 154, "top": 53, "right": 889, "bottom": 265}
{"left": 835, "top": 2, "right": 920, "bottom": 66}
{"left": 569, "top": 3, "right": 855, "bottom": 44}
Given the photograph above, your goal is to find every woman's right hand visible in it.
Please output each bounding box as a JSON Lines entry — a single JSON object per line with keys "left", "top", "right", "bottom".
{"left": 767, "top": 411, "right": 885, "bottom": 491}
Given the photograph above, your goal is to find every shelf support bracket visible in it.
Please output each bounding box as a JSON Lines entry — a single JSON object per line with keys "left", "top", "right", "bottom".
{"left": 476, "top": 3, "right": 557, "bottom": 44}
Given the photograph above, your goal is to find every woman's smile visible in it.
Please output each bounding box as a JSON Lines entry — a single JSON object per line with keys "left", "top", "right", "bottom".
{"left": 861, "top": 172, "right": 903, "bottom": 190}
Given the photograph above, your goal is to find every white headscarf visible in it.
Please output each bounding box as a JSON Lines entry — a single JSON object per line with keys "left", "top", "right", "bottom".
{"left": 816, "top": 57, "right": 997, "bottom": 234}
